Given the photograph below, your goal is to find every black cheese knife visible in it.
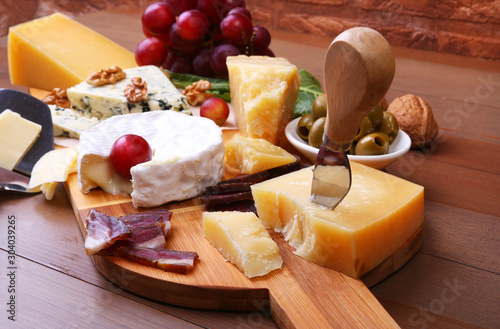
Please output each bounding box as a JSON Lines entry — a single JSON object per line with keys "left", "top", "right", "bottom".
{"left": 310, "top": 27, "right": 395, "bottom": 209}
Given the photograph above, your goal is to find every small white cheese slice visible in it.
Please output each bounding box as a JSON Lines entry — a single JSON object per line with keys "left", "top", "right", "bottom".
{"left": 0, "top": 109, "right": 42, "bottom": 170}
{"left": 67, "top": 65, "right": 190, "bottom": 119}
{"left": 78, "top": 110, "right": 225, "bottom": 207}
{"left": 28, "top": 146, "right": 79, "bottom": 199}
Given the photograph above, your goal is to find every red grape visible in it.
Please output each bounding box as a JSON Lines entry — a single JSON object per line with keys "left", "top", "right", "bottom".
{"left": 227, "top": 7, "right": 251, "bottom": 20}
{"left": 170, "top": 57, "right": 194, "bottom": 74}
{"left": 162, "top": 49, "right": 179, "bottom": 70}
{"left": 135, "top": 37, "right": 168, "bottom": 66}
{"left": 110, "top": 134, "right": 152, "bottom": 180}
{"left": 210, "top": 43, "right": 240, "bottom": 76}
{"left": 225, "top": 0, "right": 246, "bottom": 10}
{"left": 177, "top": 9, "right": 209, "bottom": 41}
{"left": 220, "top": 13, "right": 253, "bottom": 46}
{"left": 193, "top": 49, "right": 215, "bottom": 77}
{"left": 165, "top": 0, "right": 197, "bottom": 16}
{"left": 252, "top": 25, "right": 271, "bottom": 52}
{"left": 197, "top": 0, "right": 228, "bottom": 25}
{"left": 169, "top": 23, "right": 204, "bottom": 55}
{"left": 200, "top": 97, "right": 230, "bottom": 126}
{"left": 142, "top": 2, "right": 175, "bottom": 35}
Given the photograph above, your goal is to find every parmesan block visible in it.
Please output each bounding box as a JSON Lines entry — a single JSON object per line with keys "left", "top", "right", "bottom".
{"left": 203, "top": 211, "right": 283, "bottom": 278}
{"left": 8, "top": 13, "right": 137, "bottom": 90}
{"left": 251, "top": 163, "right": 424, "bottom": 278}
{"left": 225, "top": 135, "right": 297, "bottom": 174}
{"left": 0, "top": 110, "right": 41, "bottom": 170}
{"left": 227, "top": 55, "right": 301, "bottom": 145}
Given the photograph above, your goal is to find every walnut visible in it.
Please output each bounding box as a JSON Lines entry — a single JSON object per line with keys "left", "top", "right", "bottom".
{"left": 124, "top": 77, "right": 148, "bottom": 103}
{"left": 42, "top": 88, "right": 71, "bottom": 108}
{"left": 388, "top": 94, "right": 439, "bottom": 148}
{"left": 86, "top": 66, "right": 126, "bottom": 86}
{"left": 182, "top": 79, "right": 214, "bottom": 106}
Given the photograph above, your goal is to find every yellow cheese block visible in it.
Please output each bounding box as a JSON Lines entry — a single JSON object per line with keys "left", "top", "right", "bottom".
{"left": 251, "top": 163, "right": 424, "bottom": 278}
{"left": 0, "top": 110, "right": 41, "bottom": 171}
{"left": 227, "top": 55, "right": 301, "bottom": 145}
{"left": 225, "top": 135, "right": 297, "bottom": 174}
{"left": 202, "top": 211, "right": 283, "bottom": 278}
{"left": 8, "top": 13, "right": 137, "bottom": 90}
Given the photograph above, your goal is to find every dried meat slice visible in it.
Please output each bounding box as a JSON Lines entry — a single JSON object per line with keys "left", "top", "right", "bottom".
{"left": 120, "top": 209, "right": 172, "bottom": 237}
{"left": 125, "top": 247, "right": 199, "bottom": 274}
{"left": 85, "top": 208, "right": 131, "bottom": 256}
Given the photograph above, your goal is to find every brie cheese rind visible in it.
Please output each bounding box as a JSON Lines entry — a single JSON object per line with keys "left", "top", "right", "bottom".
{"left": 67, "top": 65, "right": 190, "bottom": 120}
{"left": 78, "top": 111, "right": 225, "bottom": 207}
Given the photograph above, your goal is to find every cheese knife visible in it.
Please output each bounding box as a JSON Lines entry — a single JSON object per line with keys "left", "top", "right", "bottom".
{"left": 310, "top": 27, "right": 395, "bottom": 209}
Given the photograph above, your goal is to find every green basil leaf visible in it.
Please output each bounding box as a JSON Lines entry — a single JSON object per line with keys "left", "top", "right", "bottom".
{"left": 294, "top": 69, "right": 324, "bottom": 118}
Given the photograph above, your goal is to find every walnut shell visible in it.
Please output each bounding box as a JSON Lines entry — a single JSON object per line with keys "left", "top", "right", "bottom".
{"left": 387, "top": 94, "right": 439, "bottom": 148}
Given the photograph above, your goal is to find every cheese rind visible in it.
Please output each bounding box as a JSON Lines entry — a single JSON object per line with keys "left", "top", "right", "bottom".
{"left": 78, "top": 111, "right": 225, "bottom": 207}
{"left": 251, "top": 163, "right": 424, "bottom": 278}
{"left": 225, "top": 135, "right": 297, "bottom": 174}
{"left": 227, "top": 55, "right": 301, "bottom": 145}
{"left": 0, "top": 110, "right": 42, "bottom": 170}
{"left": 202, "top": 211, "right": 283, "bottom": 278}
{"left": 67, "top": 65, "right": 190, "bottom": 120}
{"left": 8, "top": 13, "right": 137, "bottom": 90}
{"left": 49, "top": 105, "right": 100, "bottom": 138}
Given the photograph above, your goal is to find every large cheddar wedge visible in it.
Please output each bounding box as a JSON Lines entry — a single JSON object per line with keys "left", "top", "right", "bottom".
{"left": 8, "top": 13, "right": 137, "bottom": 90}
{"left": 227, "top": 55, "right": 300, "bottom": 145}
{"left": 251, "top": 163, "right": 424, "bottom": 278}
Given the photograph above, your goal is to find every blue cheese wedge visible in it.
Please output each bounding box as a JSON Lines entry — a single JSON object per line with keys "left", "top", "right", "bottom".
{"left": 67, "top": 65, "right": 190, "bottom": 119}
{"left": 49, "top": 105, "right": 100, "bottom": 138}
{"left": 78, "top": 110, "right": 225, "bottom": 208}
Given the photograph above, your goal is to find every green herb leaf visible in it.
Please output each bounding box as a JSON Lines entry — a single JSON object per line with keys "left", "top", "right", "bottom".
{"left": 167, "top": 70, "right": 231, "bottom": 102}
{"left": 294, "top": 69, "right": 324, "bottom": 118}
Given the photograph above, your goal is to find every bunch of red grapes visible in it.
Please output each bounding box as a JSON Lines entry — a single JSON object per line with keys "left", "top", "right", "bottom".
{"left": 136, "top": 0, "right": 273, "bottom": 77}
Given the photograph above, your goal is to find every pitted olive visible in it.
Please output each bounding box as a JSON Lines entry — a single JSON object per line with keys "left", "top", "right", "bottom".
{"left": 312, "top": 94, "right": 327, "bottom": 119}
{"left": 354, "top": 116, "right": 373, "bottom": 142}
{"left": 297, "top": 113, "right": 316, "bottom": 141}
{"left": 308, "top": 117, "right": 326, "bottom": 148}
{"left": 376, "top": 111, "right": 399, "bottom": 143}
{"left": 366, "top": 104, "right": 384, "bottom": 128}
{"left": 354, "top": 132, "right": 390, "bottom": 155}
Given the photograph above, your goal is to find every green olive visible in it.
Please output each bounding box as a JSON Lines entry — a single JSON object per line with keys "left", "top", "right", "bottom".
{"left": 354, "top": 116, "right": 373, "bottom": 142}
{"left": 312, "top": 94, "right": 327, "bottom": 119}
{"left": 297, "top": 113, "right": 316, "bottom": 141}
{"left": 376, "top": 111, "right": 399, "bottom": 143}
{"left": 354, "top": 132, "right": 390, "bottom": 155}
{"left": 366, "top": 104, "right": 384, "bottom": 128}
{"left": 308, "top": 117, "right": 326, "bottom": 148}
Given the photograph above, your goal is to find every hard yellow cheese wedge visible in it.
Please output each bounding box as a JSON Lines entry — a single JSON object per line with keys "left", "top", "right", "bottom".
{"left": 227, "top": 55, "right": 300, "bottom": 145}
{"left": 225, "top": 135, "right": 297, "bottom": 174}
{"left": 8, "top": 13, "right": 136, "bottom": 90}
{"left": 251, "top": 163, "right": 424, "bottom": 278}
{"left": 0, "top": 110, "right": 41, "bottom": 170}
{"left": 202, "top": 211, "right": 283, "bottom": 278}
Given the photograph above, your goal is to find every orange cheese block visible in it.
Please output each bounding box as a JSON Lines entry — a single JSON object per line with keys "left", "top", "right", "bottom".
{"left": 251, "top": 162, "right": 424, "bottom": 278}
{"left": 8, "top": 13, "right": 137, "bottom": 90}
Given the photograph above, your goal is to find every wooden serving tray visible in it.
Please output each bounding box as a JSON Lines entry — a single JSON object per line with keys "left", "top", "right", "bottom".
{"left": 63, "top": 129, "right": 422, "bottom": 329}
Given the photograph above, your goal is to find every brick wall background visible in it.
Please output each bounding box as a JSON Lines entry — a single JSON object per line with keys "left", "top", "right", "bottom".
{"left": 1, "top": 0, "right": 498, "bottom": 60}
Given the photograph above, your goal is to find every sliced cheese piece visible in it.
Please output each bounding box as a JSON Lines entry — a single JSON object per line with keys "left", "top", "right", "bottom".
{"left": 8, "top": 13, "right": 137, "bottom": 90}
{"left": 49, "top": 105, "right": 100, "bottom": 138}
{"left": 251, "top": 163, "right": 424, "bottom": 278}
{"left": 67, "top": 65, "right": 190, "bottom": 119}
{"left": 28, "top": 146, "right": 79, "bottom": 199}
{"left": 202, "top": 211, "right": 283, "bottom": 278}
{"left": 78, "top": 110, "right": 225, "bottom": 208}
{"left": 227, "top": 55, "right": 301, "bottom": 145}
{"left": 225, "top": 135, "right": 297, "bottom": 174}
{"left": 0, "top": 110, "right": 42, "bottom": 170}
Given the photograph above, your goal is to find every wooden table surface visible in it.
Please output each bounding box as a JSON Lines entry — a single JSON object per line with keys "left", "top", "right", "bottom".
{"left": 0, "top": 7, "right": 499, "bottom": 329}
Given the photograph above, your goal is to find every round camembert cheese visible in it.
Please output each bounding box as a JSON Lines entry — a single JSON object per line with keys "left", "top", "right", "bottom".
{"left": 78, "top": 111, "right": 225, "bottom": 207}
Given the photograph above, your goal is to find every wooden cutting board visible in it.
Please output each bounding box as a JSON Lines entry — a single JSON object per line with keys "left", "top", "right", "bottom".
{"left": 63, "top": 127, "right": 423, "bottom": 329}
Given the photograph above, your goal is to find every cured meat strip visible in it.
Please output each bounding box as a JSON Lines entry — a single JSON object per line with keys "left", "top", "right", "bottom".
{"left": 85, "top": 208, "right": 131, "bottom": 256}
{"left": 120, "top": 209, "right": 172, "bottom": 237}
{"left": 125, "top": 247, "right": 199, "bottom": 274}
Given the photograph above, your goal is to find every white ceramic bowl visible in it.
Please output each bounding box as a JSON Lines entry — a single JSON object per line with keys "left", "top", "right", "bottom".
{"left": 285, "top": 117, "right": 411, "bottom": 170}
